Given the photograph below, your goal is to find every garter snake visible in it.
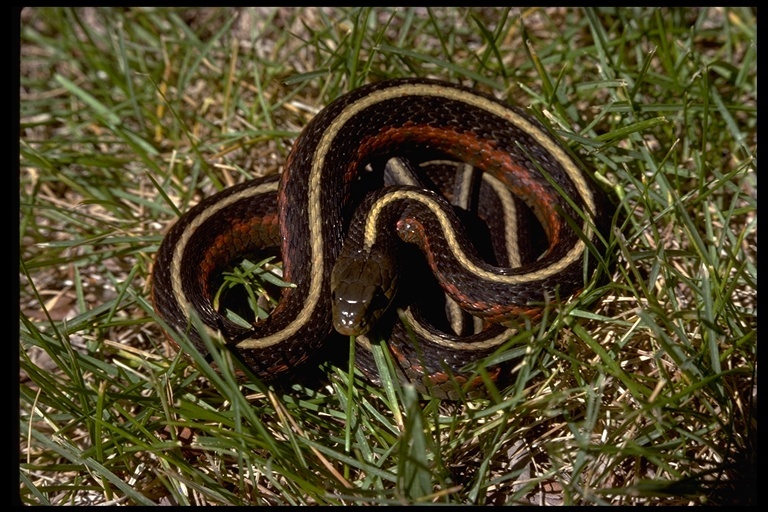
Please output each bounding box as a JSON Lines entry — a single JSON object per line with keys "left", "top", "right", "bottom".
{"left": 151, "top": 78, "right": 610, "bottom": 396}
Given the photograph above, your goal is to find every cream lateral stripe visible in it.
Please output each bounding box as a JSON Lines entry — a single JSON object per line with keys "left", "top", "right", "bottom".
{"left": 473, "top": 314, "right": 484, "bottom": 333}
{"left": 416, "top": 161, "right": 520, "bottom": 267}
{"left": 168, "top": 179, "right": 300, "bottom": 350}
{"left": 452, "top": 166, "right": 518, "bottom": 334}
{"left": 401, "top": 308, "right": 516, "bottom": 351}
{"left": 449, "top": 164, "right": 478, "bottom": 335}
{"left": 312, "top": 82, "right": 594, "bottom": 281}
{"left": 445, "top": 296, "right": 466, "bottom": 335}
{"left": 385, "top": 157, "right": 420, "bottom": 186}
{"left": 312, "top": 82, "right": 597, "bottom": 231}
{"left": 480, "top": 173, "right": 522, "bottom": 268}
{"left": 238, "top": 81, "right": 591, "bottom": 349}
{"left": 363, "top": 188, "right": 585, "bottom": 284}
{"left": 453, "top": 163, "right": 475, "bottom": 209}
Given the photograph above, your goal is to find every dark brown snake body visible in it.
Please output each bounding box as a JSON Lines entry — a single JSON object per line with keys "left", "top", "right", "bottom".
{"left": 151, "top": 78, "right": 610, "bottom": 397}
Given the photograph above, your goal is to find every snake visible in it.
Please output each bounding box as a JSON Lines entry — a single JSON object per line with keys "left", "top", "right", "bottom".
{"left": 151, "top": 78, "right": 610, "bottom": 397}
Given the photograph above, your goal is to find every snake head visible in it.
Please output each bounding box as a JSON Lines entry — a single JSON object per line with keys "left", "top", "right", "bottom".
{"left": 331, "top": 247, "right": 398, "bottom": 336}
